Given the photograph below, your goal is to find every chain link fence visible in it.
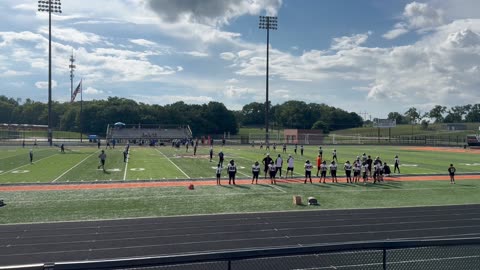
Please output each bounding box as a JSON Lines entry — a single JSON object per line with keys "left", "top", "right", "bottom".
{"left": 15, "top": 238, "right": 473, "bottom": 270}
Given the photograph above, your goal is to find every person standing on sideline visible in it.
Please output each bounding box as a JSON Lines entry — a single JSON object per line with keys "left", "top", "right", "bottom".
{"left": 209, "top": 146, "right": 213, "bottom": 162}
{"left": 193, "top": 143, "right": 197, "bottom": 156}
{"left": 282, "top": 143, "right": 287, "bottom": 153}
{"left": 394, "top": 155, "right": 400, "bottom": 173}
{"left": 316, "top": 154, "right": 322, "bottom": 177}
{"left": 320, "top": 160, "right": 328, "bottom": 183}
{"left": 252, "top": 161, "right": 260, "bottom": 184}
{"left": 304, "top": 160, "right": 313, "bottom": 183}
{"left": 344, "top": 161, "right": 352, "bottom": 183}
{"left": 227, "top": 160, "right": 237, "bottom": 185}
{"left": 366, "top": 155, "right": 373, "bottom": 177}
{"left": 319, "top": 146, "right": 323, "bottom": 158}
{"left": 262, "top": 154, "right": 273, "bottom": 179}
{"left": 300, "top": 145, "right": 304, "bottom": 156}
{"left": 330, "top": 161, "right": 338, "bottom": 183}
{"left": 268, "top": 160, "right": 277, "bottom": 184}
{"left": 332, "top": 149, "right": 338, "bottom": 162}
{"left": 286, "top": 154, "right": 295, "bottom": 178}
{"left": 97, "top": 140, "right": 101, "bottom": 149}
{"left": 294, "top": 144, "right": 298, "bottom": 155}
{"left": 60, "top": 143, "right": 65, "bottom": 153}
{"left": 448, "top": 164, "right": 456, "bottom": 184}
{"left": 216, "top": 163, "right": 222, "bottom": 185}
{"left": 29, "top": 149, "right": 33, "bottom": 164}
{"left": 218, "top": 151, "right": 225, "bottom": 167}
{"left": 362, "top": 162, "right": 369, "bottom": 184}
{"left": 353, "top": 161, "right": 361, "bottom": 183}
{"left": 123, "top": 148, "right": 128, "bottom": 162}
{"left": 275, "top": 154, "right": 283, "bottom": 178}
{"left": 98, "top": 150, "right": 107, "bottom": 172}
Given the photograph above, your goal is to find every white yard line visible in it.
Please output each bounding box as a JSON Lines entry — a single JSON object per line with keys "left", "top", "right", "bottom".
{"left": 155, "top": 148, "right": 190, "bottom": 179}
{"left": 237, "top": 171, "right": 250, "bottom": 178}
{"left": 0, "top": 154, "right": 59, "bottom": 176}
{"left": 269, "top": 184, "right": 287, "bottom": 193}
{"left": 52, "top": 151, "right": 98, "bottom": 183}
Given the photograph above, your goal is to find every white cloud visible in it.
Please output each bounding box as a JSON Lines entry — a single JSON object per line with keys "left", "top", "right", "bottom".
{"left": 383, "top": 28, "right": 409, "bottom": 40}
{"left": 220, "top": 52, "right": 236, "bottom": 60}
{"left": 331, "top": 32, "right": 371, "bottom": 51}
{"left": 224, "top": 85, "right": 252, "bottom": 97}
{"left": 13, "top": 4, "right": 36, "bottom": 12}
{"left": 129, "top": 39, "right": 158, "bottom": 47}
{"left": 39, "top": 27, "right": 104, "bottom": 44}
{"left": 404, "top": 1, "right": 445, "bottom": 29}
{"left": 83, "top": 87, "right": 103, "bottom": 95}
{"left": 184, "top": 51, "right": 209, "bottom": 57}
{"left": 35, "top": 80, "right": 58, "bottom": 89}
{"left": 384, "top": 1, "right": 445, "bottom": 39}
{"left": 226, "top": 78, "right": 239, "bottom": 84}
{"left": 0, "top": 70, "right": 30, "bottom": 77}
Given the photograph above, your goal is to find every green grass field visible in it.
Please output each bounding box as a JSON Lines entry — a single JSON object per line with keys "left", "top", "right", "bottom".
{"left": 1, "top": 144, "right": 480, "bottom": 224}
{"left": 1, "top": 145, "right": 479, "bottom": 184}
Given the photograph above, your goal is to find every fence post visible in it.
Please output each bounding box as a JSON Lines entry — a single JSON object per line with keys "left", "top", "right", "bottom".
{"left": 383, "top": 248, "right": 387, "bottom": 270}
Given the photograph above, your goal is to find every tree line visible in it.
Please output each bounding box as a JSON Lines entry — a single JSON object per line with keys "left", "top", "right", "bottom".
{"left": 0, "top": 95, "right": 364, "bottom": 135}
{"left": 386, "top": 105, "right": 480, "bottom": 125}
{"left": 237, "top": 100, "right": 363, "bottom": 132}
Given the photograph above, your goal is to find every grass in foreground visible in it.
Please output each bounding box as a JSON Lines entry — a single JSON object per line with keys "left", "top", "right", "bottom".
{"left": 0, "top": 179, "right": 479, "bottom": 224}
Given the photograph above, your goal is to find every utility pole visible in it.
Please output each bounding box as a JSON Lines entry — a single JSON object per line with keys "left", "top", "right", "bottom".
{"left": 259, "top": 16, "right": 277, "bottom": 145}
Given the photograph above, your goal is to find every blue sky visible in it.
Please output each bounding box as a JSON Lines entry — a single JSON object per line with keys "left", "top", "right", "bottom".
{"left": 1, "top": 0, "right": 480, "bottom": 118}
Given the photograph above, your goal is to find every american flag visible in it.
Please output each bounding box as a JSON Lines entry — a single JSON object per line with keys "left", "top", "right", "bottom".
{"left": 70, "top": 80, "right": 82, "bottom": 103}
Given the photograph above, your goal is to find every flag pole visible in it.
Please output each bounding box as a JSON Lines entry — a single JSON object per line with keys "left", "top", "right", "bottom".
{"left": 80, "top": 79, "right": 83, "bottom": 143}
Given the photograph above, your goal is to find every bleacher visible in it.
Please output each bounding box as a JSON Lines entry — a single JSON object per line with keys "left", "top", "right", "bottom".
{"left": 107, "top": 124, "right": 192, "bottom": 141}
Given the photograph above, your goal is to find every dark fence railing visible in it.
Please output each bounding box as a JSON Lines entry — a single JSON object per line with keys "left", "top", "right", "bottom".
{"left": 2, "top": 238, "right": 479, "bottom": 270}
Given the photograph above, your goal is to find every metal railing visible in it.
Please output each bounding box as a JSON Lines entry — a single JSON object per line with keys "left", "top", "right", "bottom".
{"left": 2, "top": 238, "right": 479, "bottom": 270}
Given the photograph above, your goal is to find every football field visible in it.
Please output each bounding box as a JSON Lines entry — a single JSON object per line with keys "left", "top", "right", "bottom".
{"left": 1, "top": 144, "right": 480, "bottom": 224}
{"left": 0, "top": 144, "right": 479, "bottom": 184}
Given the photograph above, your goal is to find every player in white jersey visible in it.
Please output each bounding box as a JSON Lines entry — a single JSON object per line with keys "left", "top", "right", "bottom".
{"left": 215, "top": 163, "right": 222, "bottom": 185}
{"left": 353, "top": 161, "right": 361, "bottom": 183}
{"left": 362, "top": 162, "right": 369, "bottom": 184}
{"left": 275, "top": 154, "right": 283, "bottom": 178}
{"left": 286, "top": 155, "right": 295, "bottom": 178}
{"left": 332, "top": 149, "right": 338, "bottom": 162}
{"left": 304, "top": 160, "right": 313, "bottom": 183}
{"left": 329, "top": 161, "right": 338, "bottom": 183}
{"left": 344, "top": 161, "right": 352, "bottom": 183}
{"left": 268, "top": 160, "right": 277, "bottom": 184}
{"left": 251, "top": 161, "right": 260, "bottom": 184}
{"left": 227, "top": 160, "right": 237, "bottom": 185}
{"left": 319, "top": 160, "right": 328, "bottom": 183}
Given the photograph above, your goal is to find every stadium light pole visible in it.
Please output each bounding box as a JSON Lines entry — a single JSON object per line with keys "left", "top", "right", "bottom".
{"left": 259, "top": 16, "right": 277, "bottom": 144}
{"left": 38, "top": 0, "right": 62, "bottom": 146}
{"left": 69, "top": 51, "right": 75, "bottom": 102}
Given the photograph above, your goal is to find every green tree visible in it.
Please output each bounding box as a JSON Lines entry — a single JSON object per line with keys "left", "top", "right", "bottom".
{"left": 428, "top": 105, "right": 447, "bottom": 123}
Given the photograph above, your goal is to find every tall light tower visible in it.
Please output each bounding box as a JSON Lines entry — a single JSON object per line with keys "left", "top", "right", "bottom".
{"left": 69, "top": 51, "right": 75, "bottom": 101}
{"left": 259, "top": 16, "right": 277, "bottom": 144}
{"left": 38, "top": 0, "right": 62, "bottom": 146}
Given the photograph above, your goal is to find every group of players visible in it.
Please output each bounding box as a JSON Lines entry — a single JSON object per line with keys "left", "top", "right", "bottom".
{"left": 213, "top": 145, "right": 402, "bottom": 186}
